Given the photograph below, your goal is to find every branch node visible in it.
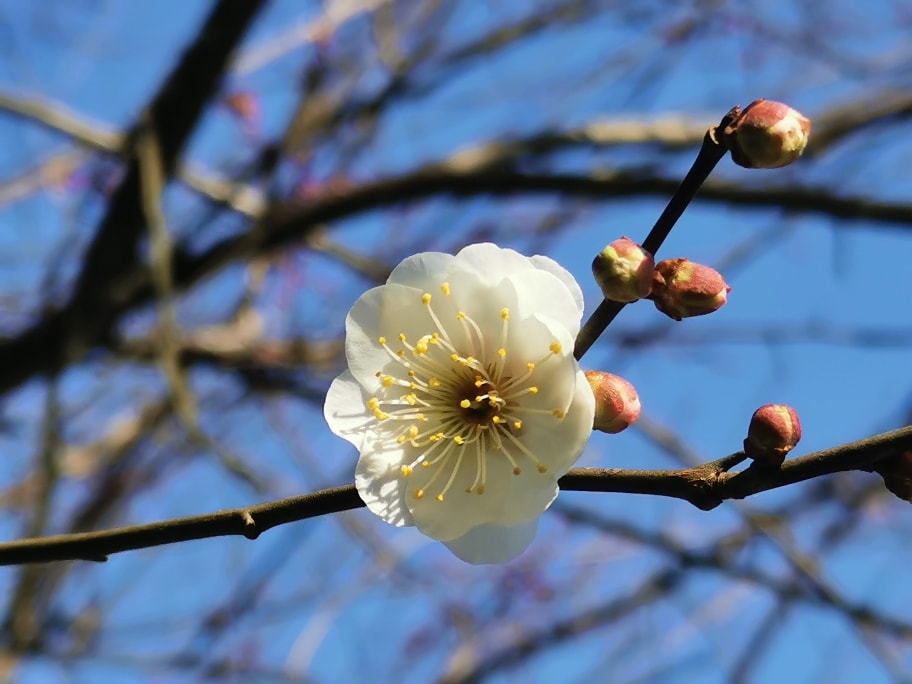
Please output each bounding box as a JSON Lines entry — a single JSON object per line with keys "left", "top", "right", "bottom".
{"left": 709, "top": 451, "right": 748, "bottom": 473}
{"left": 241, "top": 510, "right": 259, "bottom": 539}
{"left": 684, "top": 467, "right": 727, "bottom": 511}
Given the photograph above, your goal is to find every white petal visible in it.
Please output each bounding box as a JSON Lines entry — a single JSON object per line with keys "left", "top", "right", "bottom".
{"left": 504, "top": 270, "right": 583, "bottom": 338}
{"left": 325, "top": 372, "right": 417, "bottom": 528}
{"left": 405, "top": 438, "right": 562, "bottom": 540}
{"left": 443, "top": 519, "right": 539, "bottom": 564}
{"left": 387, "top": 251, "right": 453, "bottom": 288}
{"left": 450, "top": 243, "right": 536, "bottom": 286}
{"left": 324, "top": 242, "right": 593, "bottom": 563}
{"left": 511, "top": 366, "right": 596, "bottom": 476}
{"left": 344, "top": 283, "right": 431, "bottom": 392}
{"left": 406, "top": 452, "right": 516, "bottom": 541}
{"left": 530, "top": 254, "right": 585, "bottom": 320}
{"left": 355, "top": 446, "right": 415, "bottom": 529}
{"left": 323, "top": 370, "right": 371, "bottom": 448}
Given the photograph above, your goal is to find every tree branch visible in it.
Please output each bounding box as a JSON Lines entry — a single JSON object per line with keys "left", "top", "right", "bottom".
{"left": 0, "top": 426, "right": 908, "bottom": 566}
{"left": 0, "top": 0, "right": 267, "bottom": 395}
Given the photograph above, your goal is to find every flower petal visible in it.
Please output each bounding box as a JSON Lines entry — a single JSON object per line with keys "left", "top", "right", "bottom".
{"left": 325, "top": 242, "right": 593, "bottom": 563}
{"left": 323, "top": 370, "right": 372, "bottom": 449}
{"left": 443, "top": 519, "right": 539, "bottom": 564}
{"left": 512, "top": 366, "right": 596, "bottom": 477}
{"left": 504, "top": 269, "right": 584, "bottom": 338}
{"left": 449, "top": 243, "right": 537, "bottom": 286}
{"left": 530, "top": 254, "right": 585, "bottom": 320}
{"left": 387, "top": 251, "right": 454, "bottom": 288}
{"left": 355, "top": 445, "right": 415, "bottom": 529}
{"left": 327, "top": 370, "right": 415, "bottom": 527}
{"left": 344, "top": 283, "right": 432, "bottom": 391}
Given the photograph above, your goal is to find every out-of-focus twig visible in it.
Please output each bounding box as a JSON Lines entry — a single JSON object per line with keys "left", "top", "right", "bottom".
{"left": 439, "top": 568, "right": 683, "bottom": 684}
{"left": 138, "top": 116, "right": 267, "bottom": 494}
{"left": 6, "top": 381, "right": 62, "bottom": 651}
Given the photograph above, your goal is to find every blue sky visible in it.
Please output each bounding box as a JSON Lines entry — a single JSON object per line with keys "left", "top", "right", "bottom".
{"left": 0, "top": 1, "right": 910, "bottom": 682}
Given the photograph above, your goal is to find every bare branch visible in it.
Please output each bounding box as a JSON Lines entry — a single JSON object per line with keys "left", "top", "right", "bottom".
{"left": 0, "top": 426, "right": 907, "bottom": 566}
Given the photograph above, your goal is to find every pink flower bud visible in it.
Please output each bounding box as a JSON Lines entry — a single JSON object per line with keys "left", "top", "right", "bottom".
{"left": 225, "top": 91, "right": 260, "bottom": 124}
{"left": 723, "top": 99, "right": 811, "bottom": 169}
{"left": 876, "top": 451, "right": 912, "bottom": 503}
{"left": 743, "top": 404, "right": 802, "bottom": 467}
{"left": 591, "top": 237, "right": 655, "bottom": 303}
{"left": 585, "top": 371, "right": 641, "bottom": 434}
{"left": 650, "top": 258, "right": 730, "bottom": 321}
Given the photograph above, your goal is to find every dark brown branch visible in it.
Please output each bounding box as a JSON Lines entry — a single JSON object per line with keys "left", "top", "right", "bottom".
{"left": 168, "top": 169, "right": 912, "bottom": 330}
{"left": 0, "top": 485, "right": 363, "bottom": 565}
{"left": 0, "top": 0, "right": 267, "bottom": 396}
{"left": 573, "top": 109, "right": 735, "bottom": 358}
{"left": 0, "top": 426, "right": 908, "bottom": 566}
{"left": 0, "top": 91, "right": 911, "bottom": 395}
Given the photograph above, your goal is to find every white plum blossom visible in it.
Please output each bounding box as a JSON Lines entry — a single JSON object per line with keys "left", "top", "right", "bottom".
{"left": 323, "top": 243, "right": 595, "bottom": 563}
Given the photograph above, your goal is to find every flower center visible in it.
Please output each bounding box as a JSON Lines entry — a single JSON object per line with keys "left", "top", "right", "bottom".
{"left": 458, "top": 379, "right": 502, "bottom": 425}
{"left": 364, "top": 283, "right": 568, "bottom": 503}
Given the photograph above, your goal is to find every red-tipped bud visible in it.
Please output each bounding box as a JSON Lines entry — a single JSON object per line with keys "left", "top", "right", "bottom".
{"left": 876, "top": 451, "right": 912, "bottom": 503}
{"left": 225, "top": 91, "right": 261, "bottom": 126}
{"left": 585, "top": 371, "right": 641, "bottom": 434}
{"left": 723, "top": 99, "right": 810, "bottom": 169}
{"left": 744, "top": 404, "right": 802, "bottom": 467}
{"left": 592, "top": 238, "right": 655, "bottom": 303}
{"left": 650, "top": 258, "right": 730, "bottom": 321}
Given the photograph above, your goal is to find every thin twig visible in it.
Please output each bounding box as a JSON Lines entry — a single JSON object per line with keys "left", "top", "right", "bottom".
{"left": 573, "top": 107, "right": 737, "bottom": 359}
{"left": 0, "top": 426, "right": 908, "bottom": 566}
